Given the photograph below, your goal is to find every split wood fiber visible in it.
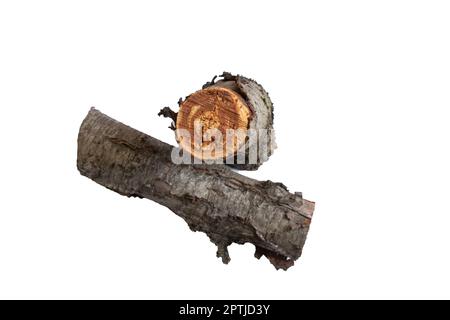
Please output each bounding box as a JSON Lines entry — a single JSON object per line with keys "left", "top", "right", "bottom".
{"left": 77, "top": 108, "right": 314, "bottom": 270}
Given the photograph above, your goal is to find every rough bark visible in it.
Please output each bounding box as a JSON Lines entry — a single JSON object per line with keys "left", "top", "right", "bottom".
{"left": 160, "top": 72, "right": 275, "bottom": 170}
{"left": 77, "top": 108, "right": 314, "bottom": 270}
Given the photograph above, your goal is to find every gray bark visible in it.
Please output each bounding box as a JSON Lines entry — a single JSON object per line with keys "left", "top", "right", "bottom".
{"left": 77, "top": 108, "right": 314, "bottom": 270}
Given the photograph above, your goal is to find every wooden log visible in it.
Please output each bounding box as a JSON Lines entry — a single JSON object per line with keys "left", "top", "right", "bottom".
{"left": 159, "top": 72, "right": 275, "bottom": 170}
{"left": 77, "top": 108, "right": 314, "bottom": 270}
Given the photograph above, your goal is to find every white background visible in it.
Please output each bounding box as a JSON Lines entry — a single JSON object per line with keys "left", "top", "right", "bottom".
{"left": 1, "top": 1, "right": 449, "bottom": 299}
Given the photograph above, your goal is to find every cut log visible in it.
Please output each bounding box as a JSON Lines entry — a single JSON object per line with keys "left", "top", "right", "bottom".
{"left": 176, "top": 86, "right": 251, "bottom": 161}
{"left": 159, "top": 72, "right": 275, "bottom": 170}
{"left": 77, "top": 108, "right": 314, "bottom": 270}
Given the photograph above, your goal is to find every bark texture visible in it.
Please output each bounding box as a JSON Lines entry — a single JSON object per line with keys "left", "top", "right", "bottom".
{"left": 160, "top": 72, "right": 275, "bottom": 170}
{"left": 77, "top": 108, "right": 314, "bottom": 270}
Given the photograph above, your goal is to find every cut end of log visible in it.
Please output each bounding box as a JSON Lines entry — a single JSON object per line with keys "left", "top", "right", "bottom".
{"left": 160, "top": 72, "right": 275, "bottom": 169}
{"left": 176, "top": 86, "right": 251, "bottom": 160}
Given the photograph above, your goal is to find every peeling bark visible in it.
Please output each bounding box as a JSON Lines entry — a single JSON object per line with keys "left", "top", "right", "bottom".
{"left": 77, "top": 108, "right": 314, "bottom": 270}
